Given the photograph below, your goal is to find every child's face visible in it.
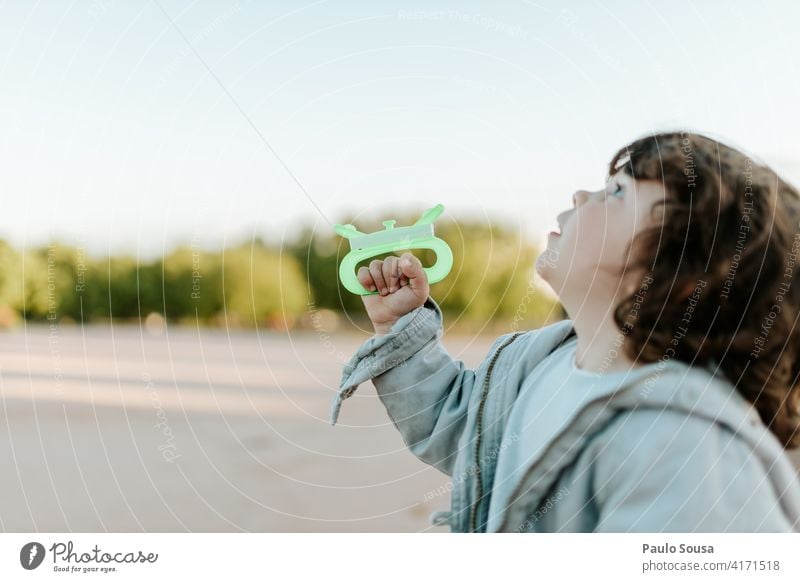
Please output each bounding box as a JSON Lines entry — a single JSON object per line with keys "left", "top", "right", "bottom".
{"left": 535, "top": 170, "right": 666, "bottom": 300}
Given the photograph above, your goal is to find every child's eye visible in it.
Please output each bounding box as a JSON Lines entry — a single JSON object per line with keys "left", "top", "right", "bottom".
{"left": 607, "top": 183, "right": 624, "bottom": 199}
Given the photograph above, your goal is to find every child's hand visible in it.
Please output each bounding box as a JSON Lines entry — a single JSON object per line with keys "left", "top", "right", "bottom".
{"left": 357, "top": 252, "right": 430, "bottom": 335}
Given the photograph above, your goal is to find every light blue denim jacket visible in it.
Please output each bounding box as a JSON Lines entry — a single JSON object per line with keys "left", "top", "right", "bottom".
{"left": 330, "top": 296, "right": 800, "bottom": 532}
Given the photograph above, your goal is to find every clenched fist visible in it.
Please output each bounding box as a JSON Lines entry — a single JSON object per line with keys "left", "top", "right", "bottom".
{"left": 357, "top": 252, "right": 430, "bottom": 335}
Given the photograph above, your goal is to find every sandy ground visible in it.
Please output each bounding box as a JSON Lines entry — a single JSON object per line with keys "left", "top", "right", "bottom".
{"left": 1, "top": 323, "right": 798, "bottom": 532}
{"left": 0, "top": 323, "right": 490, "bottom": 532}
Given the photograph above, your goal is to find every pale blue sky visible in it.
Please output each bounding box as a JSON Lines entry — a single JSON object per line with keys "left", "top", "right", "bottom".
{"left": 1, "top": 0, "right": 799, "bottom": 257}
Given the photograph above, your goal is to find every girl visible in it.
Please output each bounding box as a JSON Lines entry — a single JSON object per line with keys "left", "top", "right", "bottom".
{"left": 330, "top": 131, "right": 800, "bottom": 532}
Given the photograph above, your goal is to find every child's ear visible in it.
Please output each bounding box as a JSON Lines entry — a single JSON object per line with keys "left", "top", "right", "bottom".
{"left": 621, "top": 273, "right": 642, "bottom": 296}
{"left": 620, "top": 269, "right": 653, "bottom": 298}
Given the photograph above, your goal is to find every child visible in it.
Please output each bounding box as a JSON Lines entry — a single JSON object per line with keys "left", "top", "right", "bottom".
{"left": 330, "top": 131, "right": 800, "bottom": 532}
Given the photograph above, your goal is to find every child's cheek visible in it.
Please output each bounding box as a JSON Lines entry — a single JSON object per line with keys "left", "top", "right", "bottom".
{"left": 572, "top": 209, "right": 607, "bottom": 250}
{"left": 569, "top": 209, "right": 623, "bottom": 270}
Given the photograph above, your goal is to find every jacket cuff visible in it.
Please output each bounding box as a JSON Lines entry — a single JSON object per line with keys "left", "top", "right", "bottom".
{"left": 329, "top": 295, "right": 443, "bottom": 426}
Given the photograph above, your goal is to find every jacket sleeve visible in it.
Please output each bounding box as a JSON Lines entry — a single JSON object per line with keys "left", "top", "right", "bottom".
{"left": 591, "top": 409, "right": 797, "bottom": 532}
{"left": 330, "top": 295, "right": 518, "bottom": 477}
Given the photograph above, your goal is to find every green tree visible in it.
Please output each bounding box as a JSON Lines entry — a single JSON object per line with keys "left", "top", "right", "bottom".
{"left": 221, "top": 242, "right": 309, "bottom": 328}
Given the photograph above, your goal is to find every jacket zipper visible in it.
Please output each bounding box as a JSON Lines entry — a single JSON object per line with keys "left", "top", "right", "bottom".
{"left": 468, "top": 332, "right": 523, "bottom": 533}
{"left": 467, "top": 326, "right": 576, "bottom": 532}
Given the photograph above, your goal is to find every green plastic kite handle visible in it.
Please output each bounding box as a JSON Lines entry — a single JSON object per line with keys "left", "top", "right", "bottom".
{"left": 334, "top": 203, "right": 454, "bottom": 295}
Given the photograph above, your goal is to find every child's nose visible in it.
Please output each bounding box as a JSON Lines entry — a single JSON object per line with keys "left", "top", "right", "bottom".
{"left": 572, "top": 190, "right": 591, "bottom": 206}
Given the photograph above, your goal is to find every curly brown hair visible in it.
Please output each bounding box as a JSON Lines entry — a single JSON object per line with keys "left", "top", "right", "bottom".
{"left": 609, "top": 131, "right": 800, "bottom": 449}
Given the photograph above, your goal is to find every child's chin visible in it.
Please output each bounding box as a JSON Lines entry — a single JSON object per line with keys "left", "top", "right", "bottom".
{"left": 534, "top": 256, "right": 557, "bottom": 281}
